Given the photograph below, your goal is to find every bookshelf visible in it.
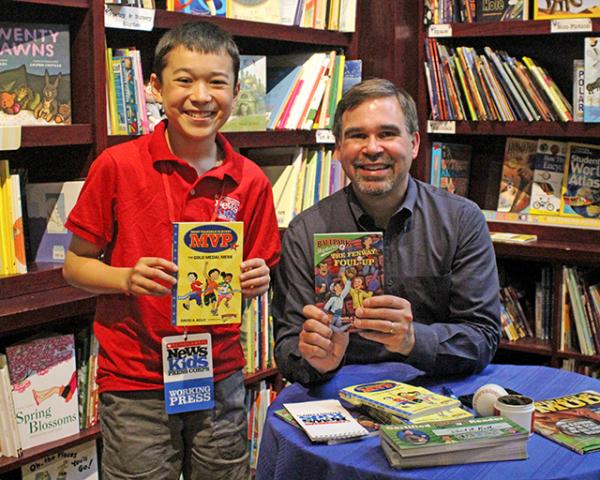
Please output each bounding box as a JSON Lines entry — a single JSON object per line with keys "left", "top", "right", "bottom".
{"left": 415, "top": 3, "right": 600, "bottom": 371}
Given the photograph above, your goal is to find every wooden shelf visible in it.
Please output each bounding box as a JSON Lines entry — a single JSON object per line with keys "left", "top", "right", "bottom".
{"left": 0, "top": 424, "right": 101, "bottom": 475}
{"left": 492, "top": 239, "right": 600, "bottom": 264}
{"left": 12, "top": 0, "right": 89, "bottom": 8}
{"left": 432, "top": 121, "right": 600, "bottom": 138}
{"left": 20, "top": 125, "right": 94, "bottom": 147}
{"left": 0, "top": 264, "right": 69, "bottom": 301}
{"left": 555, "top": 349, "right": 600, "bottom": 362}
{"left": 434, "top": 19, "right": 600, "bottom": 38}
{"left": 499, "top": 338, "right": 553, "bottom": 356}
{"left": 244, "top": 367, "right": 279, "bottom": 386}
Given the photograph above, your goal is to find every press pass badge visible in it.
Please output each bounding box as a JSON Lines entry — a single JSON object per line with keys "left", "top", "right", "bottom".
{"left": 162, "top": 333, "right": 214, "bottom": 414}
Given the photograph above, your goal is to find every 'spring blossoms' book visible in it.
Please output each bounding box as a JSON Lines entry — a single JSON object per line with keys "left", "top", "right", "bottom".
{"left": 339, "top": 380, "right": 461, "bottom": 421}
{"left": 172, "top": 222, "right": 243, "bottom": 326}
{"left": 534, "top": 390, "right": 600, "bottom": 454}
{"left": 313, "top": 232, "right": 384, "bottom": 332}
{"left": 6, "top": 334, "right": 79, "bottom": 450}
{"left": 0, "top": 23, "right": 71, "bottom": 126}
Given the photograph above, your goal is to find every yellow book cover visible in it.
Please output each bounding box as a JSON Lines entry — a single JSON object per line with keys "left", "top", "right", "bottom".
{"left": 172, "top": 222, "right": 243, "bottom": 326}
{"left": 534, "top": 0, "right": 600, "bottom": 20}
{"left": 560, "top": 142, "right": 600, "bottom": 219}
{"left": 339, "top": 380, "right": 461, "bottom": 421}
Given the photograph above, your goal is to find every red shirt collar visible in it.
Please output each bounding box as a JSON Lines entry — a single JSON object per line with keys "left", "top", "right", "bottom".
{"left": 148, "top": 120, "right": 243, "bottom": 185}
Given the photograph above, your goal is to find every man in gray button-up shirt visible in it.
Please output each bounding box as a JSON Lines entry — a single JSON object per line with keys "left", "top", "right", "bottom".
{"left": 272, "top": 78, "right": 501, "bottom": 386}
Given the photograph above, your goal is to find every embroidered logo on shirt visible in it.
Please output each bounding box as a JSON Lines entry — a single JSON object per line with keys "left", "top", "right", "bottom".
{"left": 216, "top": 196, "right": 240, "bottom": 221}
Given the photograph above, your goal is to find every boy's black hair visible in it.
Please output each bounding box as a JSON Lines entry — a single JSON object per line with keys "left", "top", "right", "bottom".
{"left": 209, "top": 268, "right": 220, "bottom": 277}
{"left": 153, "top": 22, "right": 240, "bottom": 85}
{"left": 188, "top": 272, "right": 198, "bottom": 279}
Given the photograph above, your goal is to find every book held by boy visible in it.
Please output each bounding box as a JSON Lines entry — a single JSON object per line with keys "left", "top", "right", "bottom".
{"left": 534, "top": 390, "right": 600, "bottom": 454}
{"left": 283, "top": 399, "right": 370, "bottom": 443}
{"left": 172, "top": 222, "right": 243, "bottom": 326}
{"left": 339, "top": 380, "right": 461, "bottom": 421}
{"left": 314, "top": 232, "right": 384, "bottom": 332}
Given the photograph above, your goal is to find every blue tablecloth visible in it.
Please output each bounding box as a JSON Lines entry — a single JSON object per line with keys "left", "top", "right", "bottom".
{"left": 256, "top": 363, "right": 600, "bottom": 480}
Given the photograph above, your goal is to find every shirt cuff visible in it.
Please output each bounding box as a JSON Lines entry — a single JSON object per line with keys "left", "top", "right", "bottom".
{"left": 403, "top": 322, "right": 438, "bottom": 374}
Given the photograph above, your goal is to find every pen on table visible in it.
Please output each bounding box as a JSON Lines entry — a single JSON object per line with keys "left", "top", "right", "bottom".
{"left": 442, "top": 386, "right": 461, "bottom": 404}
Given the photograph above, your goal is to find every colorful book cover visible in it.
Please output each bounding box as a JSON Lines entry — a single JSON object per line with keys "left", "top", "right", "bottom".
{"left": 227, "top": 0, "right": 299, "bottom": 24}
{"left": 172, "top": 0, "right": 226, "bottom": 15}
{"left": 560, "top": 142, "right": 600, "bottom": 218}
{"left": 534, "top": 390, "right": 600, "bottom": 454}
{"left": 529, "top": 139, "right": 567, "bottom": 215}
{"left": 584, "top": 38, "right": 600, "bottom": 123}
{"left": 221, "top": 55, "right": 267, "bottom": 132}
{"left": 476, "top": 0, "right": 529, "bottom": 21}
{"left": 0, "top": 22, "right": 71, "bottom": 126}
{"left": 497, "top": 137, "right": 538, "bottom": 213}
{"left": 342, "top": 59, "right": 362, "bottom": 94}
{"left": 25, "top": 181, "right": 84, "bottom": 263}
{"left": 172, "top": 222, "right": 243, "bottom": 326}
{"left": 339, "top": 380, "right": 461, "bottom": 421}
{"left": 314, "top": 232, "right": 384, "bottom": 332}
{"left": 6, "top": 334, "right": 80, "bottom": 450}
{"left": 430, "top": 142, "right": 472, "bottom": 197}
{"left": 534, "top": 0, "right": 600, "bottom": 19}
{"left": 573, "top": 59, "right": 585, "bottom": 122}
{"left": 21, "top": 439, "right": 99, "bottom": 480}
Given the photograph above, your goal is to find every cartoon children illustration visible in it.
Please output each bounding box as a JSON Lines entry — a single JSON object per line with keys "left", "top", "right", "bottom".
{"left": 179, "top": 272, "right": 203, "bottom": 310}
{"left": 216, "top": 272, "right": 234, "bottom": 311}
{"left": 349, "top": 275, "right": 373, "bottom": 309}
{"left": 323, "top": 278, "right": 352, "bottom": 332}
{"left": 203, "top": 261, "right": 221, "bottom": 315}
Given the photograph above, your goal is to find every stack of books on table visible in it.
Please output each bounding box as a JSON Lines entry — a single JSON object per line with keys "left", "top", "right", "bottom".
{"left": 379, "top": 416, "right": 529, "bottom": 469}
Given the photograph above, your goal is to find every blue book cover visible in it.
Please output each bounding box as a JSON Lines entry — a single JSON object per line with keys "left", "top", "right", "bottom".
{"left": 342, "top": 59, "right": 362, "bottom": 94}
{"left": 266, "top": 64, "right": 302, "bottom": 130}
{"left": 172, "top": 0, "right": 226, "bottom": 16}
{"left": 0, "top": 22, "right": 71, "bottom": 126}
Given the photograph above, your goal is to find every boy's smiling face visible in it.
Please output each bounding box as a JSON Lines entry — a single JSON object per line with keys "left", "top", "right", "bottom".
{"left": 151, "top": 45, "right": 238, "bottom": 146}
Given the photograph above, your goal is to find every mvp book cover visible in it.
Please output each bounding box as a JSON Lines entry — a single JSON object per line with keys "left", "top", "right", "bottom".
{"left": 6, "top": 334, "right": 79, "bottom": 450}
{"left": 0, "top": 22, "right": 71, "bottom": 126}
{"left": 172, "top": 222, "right": 243, "bottom": 326}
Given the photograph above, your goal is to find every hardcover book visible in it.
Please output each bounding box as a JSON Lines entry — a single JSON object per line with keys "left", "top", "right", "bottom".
{"left": 339, "top": 380, "right": 461, "bottom": 421}
{"left": 497, "top": 137, "right": 538, "bottom": 213}
{"left": 0, "top": 22, "right": 71, "bottom": 126}
{"left": 529, "top": 139, "right": 567, "bottom": 215}
{"left": 283, "top": 399, "right": 369, "bottom": 443}
{"left": 21, "top": 439, "right": 99, "bottom": 480}
{"left": 476, "top": 0, "right": 529, "bottom": 21}
{"left": 533, "top": 0, "right": 600, "bottom": 20}
{"left": 584, "top": 38, "right": 600, "bottom": 123}
{"left": 170, "top": 0, "right": 226, "bottom": 15}
{"left": 430, "top": 142, "right": 472, "bottom": 197}
{"left": 227, "top": 0, "right": 300, "bottom": 25}
{"left": 172, "top": 222, "right": 243, "bottom": 326}
{"left": 6, "top": 334, "right": 80, "bottom": 450}
{"left": 534, "top": 390, "right": 600, "bottom": 454}
{"left": 560, "top": 142, "right": 600, "bottom": 218}
{"left": 313, "top": 232, "right": 384, "bottom": 332}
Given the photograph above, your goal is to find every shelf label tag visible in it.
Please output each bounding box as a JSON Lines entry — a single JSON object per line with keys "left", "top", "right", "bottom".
{"left": 0, "top": 125, "right": 21, "bottom": 151}
{"left": 550, "top": 18, "right": 592, "bottom": 33}
{"left": 316, "top": 129, "right": 336, "bottom": 144}
{"left": 105, "top": 5, "right": 156, "bottom": 31}
{"left": 428, "top": 24, "right": 452, "bottom": 37}
{"left": 427, "top": 120, "right": 455, "bottom": 134}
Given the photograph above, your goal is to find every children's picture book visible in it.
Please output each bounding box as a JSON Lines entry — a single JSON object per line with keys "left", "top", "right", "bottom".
{"left": 574, "top": 59, "right": 585, "bottom": 122}
{"left": 490, "top": 232, "right": 538, "bottom": 244}
{"left": 534, "top": 0, "right": 600, "bottom": 20}
{"left": 170, "top": 0, "right": 226, "bottom": 15}
{"left": 172, "top": 222, "right": 243, "bottom": 326}
{"left": 529, "top": 139, "right": 567, "bottom": 215}
{"left": 283, "top": 399, "right": 370, "bottom": 443}
{"left": 0, "top": 353, "right": 22, "bottom": 458}
{"left": 380, "top": 416, "right": 529, "bottom": 469}
{"left": 339, "top": 380, "right": 461, "bottom": 421}
{"left": 313, "top": 232, "right": 384, "bottom": 332}
{"left": 534, "top": 390, "right": 600, "bottom": 454}
{"left": 476, "top": 0, "right": 529, "bottom": 21}
{"left": 430, "top": 142, "right": 472, "bottom": 197}
{"left": 226, "top": 0, "right": 300, "bottom": 25}
{"left": 342, "top": 59, "right": 362, "bottom": 94}
{"left": 584, "top": 38, "right": 600, "bottom": 123}
{"left": 21, "top": 439, "right": 99, "bottom": 480}
{"left": 25, "top": 180, "right": 84, "bottom": 263}
{"left": 560, "top": 142, "right": 600, "bottom": 218}
{"left": 6, "top": 334, "right": 80, "bottom": 450}
{"left": 221, "top": 55, "right": 267, "bottom": 132}
{"left": 497, "top": 137, "right": 538, "bottom": 213}
{"left": 361, "top": 401, "right": 473, "bottom": 426}
{"left": 0, "top": 23, "right": 71, "bottom": 126}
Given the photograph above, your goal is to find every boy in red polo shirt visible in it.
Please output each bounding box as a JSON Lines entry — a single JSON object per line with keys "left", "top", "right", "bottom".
{"left": 63, "top": 22, "right": 280, "bottom": 480}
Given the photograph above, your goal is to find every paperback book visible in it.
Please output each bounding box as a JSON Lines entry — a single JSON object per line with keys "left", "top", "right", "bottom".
{"left": 339, "top": 380, "right": 461, "bottom": 421}
{"left": 560, "top": 142, "right": 600, "bottom": 219}
{"left": 476, "top": 0, "right": 529, "bottom": 21}
{"left": 533, "top": 0, "right": 600, "bottom": 20}
{"left": 430, "top": 142, "right": 472, "bottom": 197}
{"left": 172, "top": 222, "right": 243, "bottom": 326}
{"left": 584, "top": 38, "right": 600, "bottom": 123}
{"left": 490, "top": 232, "right": 538, "bottom": 244}
{"left": 0, "top": 22, "right": 71, "bottom": 126}
{"left": 170, "top": 0, "right": 226, "bottom": 15}
{"left": 313, "top": 232, "right": 384, "bottom": 332}
{"left": 534, "top": 390, "right": 600, "bottom": 454}
{"left": 529, "top": 139, "right": 567, "bottom": 215}
{"left": 21, "top": 439, "right": 99, "bottom": 480}
{"left": 380, "top": 416, "right": 529, "bottom": 469}
{"left": 497, "top": 137, "right": 538, "bottom": 213}
{"left": 283, "top": 399, "right": 370, "bottom": 443}
{"left": 6, "top": 334, "right": 80, "bottom": 450}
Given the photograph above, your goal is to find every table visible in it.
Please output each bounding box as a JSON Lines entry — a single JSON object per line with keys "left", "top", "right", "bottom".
{"left": 256, "top": 363, "right": 600, "bottom": 480}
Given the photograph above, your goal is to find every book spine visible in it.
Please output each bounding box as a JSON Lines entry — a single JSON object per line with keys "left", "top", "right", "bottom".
{"left": 522, "top": 56, "right": 571, "bottom": 122}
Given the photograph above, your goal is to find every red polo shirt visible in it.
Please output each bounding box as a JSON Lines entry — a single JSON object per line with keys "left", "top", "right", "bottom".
{"left": 66, "top": 121, "right": 280, "bottom": 392}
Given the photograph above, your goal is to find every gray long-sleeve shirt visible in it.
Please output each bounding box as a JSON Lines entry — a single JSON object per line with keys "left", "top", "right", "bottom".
{"left": 272, "top": 177, "right": 501, "bottom": 386}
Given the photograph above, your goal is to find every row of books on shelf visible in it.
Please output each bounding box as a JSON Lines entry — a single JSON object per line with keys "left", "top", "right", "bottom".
{"left": 246, "top": 380, "right": 276, "bottom": 470}
{"left": 0, "top": 330, "right": 99, "bottom": 459}
{"left": 163, "top": 0, "right": 357, "bottom": 32}
{"left": 425, "top": 38, "right": 574, "bottom": 122}
{"left": 425, "top": 0, "right": 600, "bottom": 24}
{"left": 240, "top": 293, "right": 275, "bottom": 375}
{"left": 561, "top": 358, "right": 600, "bottom": 378}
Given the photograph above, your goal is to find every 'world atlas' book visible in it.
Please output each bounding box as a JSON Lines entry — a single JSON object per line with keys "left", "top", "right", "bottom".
{"left": 314, "top": 232, "right": 384, "bottom": 332}
{"left": 534, "top": 390, "right": 600, "bottom": 454}
{"left": 172, "top": 222, "right": 243, "bottom": 326}
{"left": 339, "top": 380, "right": 460, "bottom": 421}
{"left": 560, "top": 142, "right": 600, "bottom": 218}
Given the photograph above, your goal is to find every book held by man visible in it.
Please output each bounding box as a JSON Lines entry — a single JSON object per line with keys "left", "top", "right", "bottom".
{"left": 171, "top": 222, "right": 243, "bottom": 326}
{"left": 534, "top": 390, "right": 600, "bottom": 454}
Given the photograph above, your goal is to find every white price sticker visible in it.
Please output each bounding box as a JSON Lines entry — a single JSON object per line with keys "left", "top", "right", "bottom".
{"left": 428, "top": 24, "right": 453, "bottom": 38}
{"left": 316, "top": 129, "right": 336, "bottom": 144}
{"left": 427, "top": 120, "right": 455, "bottom": 134}
{"left": 105, "top": 5, "right": 155, "bottom": 31}
{"left": 550, "top": 18, "right": 592, "bottom": 33}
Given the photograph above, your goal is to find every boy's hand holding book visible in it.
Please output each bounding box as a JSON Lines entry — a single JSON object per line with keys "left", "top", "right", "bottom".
{"left": 240, "top": 257, "right": 270, "bottom": 298}
{"left": 126, "top": 256, "right": 178, "bottom": 296}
